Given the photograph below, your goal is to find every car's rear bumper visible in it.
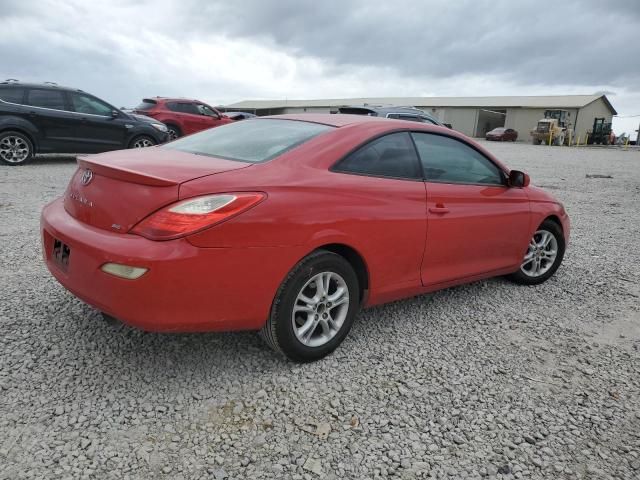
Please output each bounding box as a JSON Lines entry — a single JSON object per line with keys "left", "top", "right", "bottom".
{"left": 41, "top": 198, "right": 305, "bottom": 332}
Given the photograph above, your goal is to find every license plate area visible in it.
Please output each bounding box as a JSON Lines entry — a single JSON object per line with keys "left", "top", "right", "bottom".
{"left": 52, "top": 239, "right": 71, "bottom": 271}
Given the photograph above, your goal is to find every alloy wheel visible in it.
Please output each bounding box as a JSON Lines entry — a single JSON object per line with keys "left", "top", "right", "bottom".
{"left": 520, "top": 229, "right": 558, "bottom": 277}
{"left": 0, "top": 135, "right": 30, "bottom": 163}
{"left": 167, "top": 128, "right": 179, "bottom": 141}
{"left": 133, "top": 138, "right": 155, "bottom": 148}
{"left": 291, "top": 271, "right": 350, "bottom": 348}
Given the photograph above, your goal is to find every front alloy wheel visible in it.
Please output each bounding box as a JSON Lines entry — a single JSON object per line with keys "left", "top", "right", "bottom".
{"left": 507, "top": 219, "right": 565, "bottom": 285}
{"left": 521, "top": 230, "right": 558, "bottom": 278}
{"left": 130, "top": 136, "right": 156, "bottom": 148}
{"left": 261, "top": 250, "right": 359, "bottom": 362}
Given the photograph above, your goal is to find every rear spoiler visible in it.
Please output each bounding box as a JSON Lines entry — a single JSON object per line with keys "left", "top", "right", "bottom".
{"left": 77, "top": 156, "right": 177, "bottom": 187}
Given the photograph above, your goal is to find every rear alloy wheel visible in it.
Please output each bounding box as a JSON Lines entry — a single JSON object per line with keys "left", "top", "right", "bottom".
{"left": 167, "top": 126, "right": 181, "bottom": 141}
{"left": 507, "top": 220, "right": 565, "bottom": 285}
{"left": 129, "top": 136, "right": 156, "bottom": 148}
{"left": 261, "top": 250, "right": 360, "bottom": 362}
{"left": 0, "top": 131, "right": 34, "bottom": 165}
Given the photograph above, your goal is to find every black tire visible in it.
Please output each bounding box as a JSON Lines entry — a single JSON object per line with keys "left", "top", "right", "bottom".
{"left": 506, "top": 219, "right": 565, "bottom": 285}
{"left": 166, "top": 125, "right": 181, "bottom": 141}
{"left": 0, "top": 130, "right": 34, "bottom": 166}
{"left": 261, "top": 250, "right": 360, "bottom": 362}
{"left": 128, "top": 135, "right": 156, "bottom": 149}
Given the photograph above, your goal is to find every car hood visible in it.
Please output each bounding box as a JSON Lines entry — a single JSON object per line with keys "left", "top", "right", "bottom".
{"left": 126, "top": 112, "right": 160, "bottom": 124}
{"left": 527, "top": 185, "right": 562, "bottom": 204}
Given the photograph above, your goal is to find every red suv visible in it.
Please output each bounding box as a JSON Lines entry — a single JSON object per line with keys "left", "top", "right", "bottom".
{"left": 134, "top": 98, "right": 233, "bottom": 140}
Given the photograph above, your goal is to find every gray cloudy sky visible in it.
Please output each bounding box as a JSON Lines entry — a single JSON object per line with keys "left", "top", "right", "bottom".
{"left": 1, "top": 0, "right": 639, "bottom": 133}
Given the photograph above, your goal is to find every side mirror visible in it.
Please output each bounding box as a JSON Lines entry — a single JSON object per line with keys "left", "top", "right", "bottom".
{"left": 508, "top": 170, "right": 530, "bottom": 188}
{"left": 111, "top": 110, "right": 120, "bottom": 118}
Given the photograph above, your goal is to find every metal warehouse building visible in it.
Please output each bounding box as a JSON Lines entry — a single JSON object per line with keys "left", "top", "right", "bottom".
{"left": 224, "top": 94, "right": 616, "bottom": 141}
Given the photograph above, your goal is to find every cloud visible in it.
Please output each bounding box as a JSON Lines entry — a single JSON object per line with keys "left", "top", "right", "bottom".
{"left": 0, "top": 0, "right": 638, "bottom": 133}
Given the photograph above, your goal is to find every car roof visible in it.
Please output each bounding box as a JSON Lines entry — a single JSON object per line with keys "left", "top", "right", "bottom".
{"left": 0, "top": 80, "right": 82, "bottom": 92}
{"left": 262, "top": 113, "right": 402, "bottom": 127}
{"left": 339, "top": 105, "right": 433, "bottom": 115}
{"left": 147, "top": 97, "right": 202, "bottom": 103}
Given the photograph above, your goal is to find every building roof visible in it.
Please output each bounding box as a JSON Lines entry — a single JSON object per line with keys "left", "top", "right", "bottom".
{"left": 227, "top": 94, "right": 617, "bottom": 114}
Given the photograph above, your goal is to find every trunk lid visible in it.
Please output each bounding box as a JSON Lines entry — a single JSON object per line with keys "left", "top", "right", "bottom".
{"left": 64, "top": 148, "right": 251, "bottom": 233}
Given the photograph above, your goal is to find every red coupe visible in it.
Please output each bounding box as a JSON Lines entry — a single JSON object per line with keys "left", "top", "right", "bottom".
{"left": 41, "top": 115, "right": 569, "bottom": 361}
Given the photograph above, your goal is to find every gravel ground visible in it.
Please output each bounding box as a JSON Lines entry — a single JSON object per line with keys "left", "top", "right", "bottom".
{"left": 1, "top": 144, "right": 639, "bottom": 480}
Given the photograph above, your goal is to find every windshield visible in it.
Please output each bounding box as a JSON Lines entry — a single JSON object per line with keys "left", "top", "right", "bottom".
{"left": 135, "top": 100, "right": 157, "bottom": 110}
{"left": 163, "top": 119, "right": 334, "bottom": 163}
{"left": 490, "top": 128, "right": 506, "bottom": 133}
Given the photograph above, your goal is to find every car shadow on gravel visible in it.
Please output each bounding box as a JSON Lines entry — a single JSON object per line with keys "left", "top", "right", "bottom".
{"left": 40, "top": 272, "right": 560, "bottom": 391}
{"left": 30, "top": 155, "right": 78, "bottom": 165}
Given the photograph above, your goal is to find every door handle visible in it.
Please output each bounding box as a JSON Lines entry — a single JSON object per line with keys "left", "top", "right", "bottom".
{"left": 429, "top": 204, "right": 450, "bottom": 214}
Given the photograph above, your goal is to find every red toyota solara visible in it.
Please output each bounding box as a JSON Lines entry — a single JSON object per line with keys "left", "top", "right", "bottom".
{"left": 41, "top": 114, "right": 569, "bottom": 362}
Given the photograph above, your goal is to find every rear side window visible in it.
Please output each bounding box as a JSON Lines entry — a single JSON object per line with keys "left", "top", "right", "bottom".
{"left": 334, "top": 132, "right": 422, "bottom": 180}
{"left": 411, "top": 133, "right": 504, "bottom": 185}
{"left": 135, "top": 99, "right": 157, "bottom": 110}
{"left": 164, "top": 119, "right": 333, "bottom": 163}
{"left": 197, "top": 104, "right": 219, "bottom": 117}
{"left": 69, "top": 93, "right": 113, "bottom": 116}
{"left": 0, "top": 87, "right": 25, "bottom": 104}
{"left": 26, "top": 89, "right": 66, "bottom": 110}
{"left": 338, "top": 107, "right": 377, "bottom": 116}
{"left": 172, "top": 103, "right": 200, "bottom": 115}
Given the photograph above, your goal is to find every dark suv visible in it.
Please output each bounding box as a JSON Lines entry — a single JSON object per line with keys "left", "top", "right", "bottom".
{"left": 0, "top": 80, "right": 169, "bottom": 165}
{"left": 337, "top": 105, "right": 452, "bottom": 128}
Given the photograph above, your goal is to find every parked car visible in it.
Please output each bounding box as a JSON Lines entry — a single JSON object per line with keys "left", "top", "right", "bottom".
{"left": 223, "top": 111, "right": 257, "bottom": 121}
{"left": 486, "top": 127, "right": 518, "bottom": 141}
{"left": 337, "top": 105, "right": 452, "bottom": 128}
{"left": 134, "top": 97, "right": 233, "bottom": 140}
{"left": 0, "top": 80, "right": 169, "bottom": 165}
{"left": 41, "top": 114, "right": 569, "bottom": 362}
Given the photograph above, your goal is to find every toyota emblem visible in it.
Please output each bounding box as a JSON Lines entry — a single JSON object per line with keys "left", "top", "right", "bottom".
{"left": 81, "top": 169, "right": 93, "bottom": 186}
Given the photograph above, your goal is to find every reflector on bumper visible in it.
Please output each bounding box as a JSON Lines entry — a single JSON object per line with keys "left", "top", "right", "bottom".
{"left": 101, "top": 263, "right": 148, "bottom": 279}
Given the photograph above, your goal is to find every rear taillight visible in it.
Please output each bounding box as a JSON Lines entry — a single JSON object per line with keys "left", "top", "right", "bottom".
{"left": 130, "top": 193, "right": 265, "bottom": 241}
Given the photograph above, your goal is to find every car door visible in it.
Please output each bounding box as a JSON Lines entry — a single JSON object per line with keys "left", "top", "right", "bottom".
{"left": 176, "top": 102, "right": 213, "bottom": 134}
{"left": 24, "top": 88, "right": 80, "bottom": 153}
{"left": 331, "top": 132, "right": 427, "bottom": 299}
{"left": 196, "top": 103, "right": 227, "bottom": 128}
{"left": 67, "top": 92, "right": 128, "bottom": 153}
{"left": 411, "top": 132, "right": 530, "bottom": 286}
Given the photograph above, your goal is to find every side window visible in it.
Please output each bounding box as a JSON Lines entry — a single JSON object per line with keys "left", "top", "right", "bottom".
{"left": 197, "top": 104, "right": 220, "bottom": 118}
{"left": 411, "top": 133, "right": 504, "bottom": 186}
{"left": 177, "top": 103, "right": 200, "bottom": 115}
{"left": 334, "top": 132, "right": 421, "bottom": 180}
{"left": 69, "top": 93, "right": 113, "bottom": 116}
{"left": 26, "top": 89, "right": 66, "bottom": 111}
{"left": 418, "top": 116, "right": 438, "bottom": 125}
{"left": 397, "top": 115, "right": 422, "bottom": 122}
{"left": 166, "top": 102, "right": 180, "bottom": 112}
{"left": 0, "top": 87, "right": 25, "bottom": 104}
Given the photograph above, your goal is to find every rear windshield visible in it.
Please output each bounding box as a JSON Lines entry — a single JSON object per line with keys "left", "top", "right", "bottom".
{"left": 338, "top": 107, "right": 377, "bottom": 116}
{"left": 164, "top": 119, "right": 334, "bottom": 163}
{"left": 135, "top": 99, "right": 157, "bottom": 110}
